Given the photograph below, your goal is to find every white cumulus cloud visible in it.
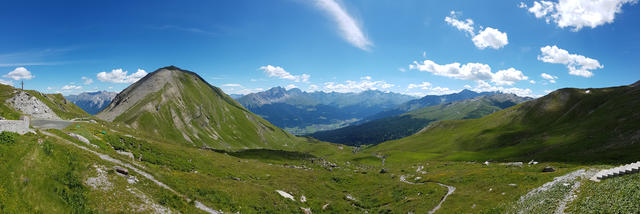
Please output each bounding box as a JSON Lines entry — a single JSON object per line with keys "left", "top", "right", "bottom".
{"left": 472, "top": 27, "right": 509, "bottom": 50}
{"left": 62, "top": 85, "right": 82, "bottom": 90}
{"left": 473, "top": 80, "right": 535, "bottom": 97}
{"left": 410, "top": 60, "right": 493, "bottom": 81}
{"left": 445, "top": 11, "right": 475, "bottom": 36}
{"left": 0, "top": 79, "right": 13, "bottom": 86}
{"left": 259, "top": 65, "right": 310, "bottom": 83}
{"left": 81, "top": 76, "right": 93, "bottom": 85}
{"left": 445, "top": 11, "right": 509, "bottom": 49}
{"left": 492, "top": 68, "right": 528, "bottom": 86}
{"left": 315, "top": 0, "right": 373, "bottom": 51}
{"left": 322, "top": 76, "right": 393, "bottom": 93}
{"left": 285, "top": 84, "right": 298, "bottom": 90}
{"left": 525, "top": 0, "right": 637, "bottom": 31}
{"left": 406, "top": 82, "right": 458, "bottom": 96}
{"left": 538, "top": 45, "right": 603, "bottom": 77}
{"left": 97, "top": 68, "right": 148, "bottom": 83}
{"left": 308, "top": 84, "right": 320, "bottom": 91}
{"left": 408, "top": 82, "right": 432, "bottom": 89}
{"left": 3, "top": 67, "right": 35, "bottom": 80}
{"left": 409, "top": 59, "right": 528, "bottom": 85}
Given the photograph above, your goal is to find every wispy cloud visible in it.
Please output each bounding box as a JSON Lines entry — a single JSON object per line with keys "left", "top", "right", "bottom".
{"left": 0, "top": 47, "right": 78, "bottom": 67}
{"left": 222, "top": 83, "right": 242, "bottom": 87}
{"left": 315, "top": 0, "right": 373, "bottom": 51}
{"left": 148, "top": 25, "right": 218, "bottom": 36}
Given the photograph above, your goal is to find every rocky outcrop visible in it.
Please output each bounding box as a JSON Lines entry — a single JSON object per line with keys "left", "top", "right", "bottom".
{"left": 6, "top": 91, "right": 61, "bottom": 120}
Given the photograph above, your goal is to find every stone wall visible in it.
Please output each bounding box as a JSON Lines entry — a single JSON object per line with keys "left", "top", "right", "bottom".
{"left": 0, "top": 116, "right": 33, "bottom": 134}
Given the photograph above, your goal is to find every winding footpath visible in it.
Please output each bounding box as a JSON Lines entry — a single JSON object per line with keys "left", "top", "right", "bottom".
{"left": 399, "top": 175, "right": 456, "bottom": 214}
{"left": 41, "top": 131, "right": 221, "bottom": 214}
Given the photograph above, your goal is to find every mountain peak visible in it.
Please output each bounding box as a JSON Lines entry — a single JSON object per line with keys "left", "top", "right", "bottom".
{"left": 458, "top": 89, "right": 477, "bottom": 95}
{"left": 632, "top": 80, "right": 640, "bottom": 87}
{"left": 97, "top": 66, "right": 296, "bottom": 149}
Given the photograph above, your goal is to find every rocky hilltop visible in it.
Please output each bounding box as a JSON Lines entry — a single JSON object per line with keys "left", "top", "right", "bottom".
{"left": 6, "top": 90, "right": 61, "bottom": 120}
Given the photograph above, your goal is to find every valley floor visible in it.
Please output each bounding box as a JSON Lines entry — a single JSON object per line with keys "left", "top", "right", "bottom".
{"left": 1, "top": 120, "right": 638, "bottom": 213}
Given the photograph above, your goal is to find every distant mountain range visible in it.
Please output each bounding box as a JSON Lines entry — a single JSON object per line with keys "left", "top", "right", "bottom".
{"left": 370, "top": 82, "right": 640, "bottom": 163}
{"left": 310, "top": 94, "right": 531, "bottom": 146}
{"left": 235, "top": 87, "right": 415, "bottom": 134}
{"left": 361, "top": 89, "right": 502, "bottom": 123}
{"left": 65, "top": 91, "right": 118, "bottom": 115}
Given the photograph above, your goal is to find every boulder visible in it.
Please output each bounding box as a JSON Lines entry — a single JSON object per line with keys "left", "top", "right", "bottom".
{"left": 542, "top": 166, "right": 556, "bottom": 172}
{"left": 379, "top": 168, "right": 388, "bottom": 174}
{"left": 114, "top": 166, "right": 129, "bottom": 175}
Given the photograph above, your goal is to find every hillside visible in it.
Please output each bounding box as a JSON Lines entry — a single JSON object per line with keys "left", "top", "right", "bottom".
{"left": 97, "top": 66, "right": 299, "bottom": 150}
{"left": 370, "top": 82, "right": 640, "bottom": 163}
{"left": 66, "top": 91, "right": 117, "bottom": 115}
{"left": 236, "top": 87, "right": 415, "bottom": 134}
{"left": 0, "top": 84, "right": 88, "bottom": 120}
{"left": 361, "top": 89, "right": 501, "bottom": 123}
{"left": 311, "top": 94, "right": 530, "bottom": 146}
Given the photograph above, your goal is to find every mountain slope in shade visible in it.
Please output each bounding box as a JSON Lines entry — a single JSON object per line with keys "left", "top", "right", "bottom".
{"left": 310, "top": 94, "right": 531, "bottom": 146}
{"left": 236, "top": 87, "right": 415, "bottom": 134}
{"left": 66, "top": 91, "right": 118, "bottom": 115}
{"left": 97, "top": 66, "right": 298, "bottom": 150}
{"left": 361, "top": 89, "right": 501, "bottom": 123}
{"left": 370, "top": 82, "right": 640, "bottom": 163}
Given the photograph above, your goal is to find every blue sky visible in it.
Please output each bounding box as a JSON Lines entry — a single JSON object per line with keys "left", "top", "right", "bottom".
{"left": 1, "top": 0, "right": 639, "bottom": 97}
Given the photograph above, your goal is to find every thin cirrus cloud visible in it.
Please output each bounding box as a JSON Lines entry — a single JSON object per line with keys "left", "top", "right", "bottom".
{"left": 521, "top": 0, "right": 637, "bottom": 31}
{"left": 222, "top": 83, "right": 242, "bottom": 87}
{"left": 445, "top": 11, "right": 509, "bottom": 50}
{"left": 541, "top": 72, "right": 558, "bottom": 83}
{"left": 409, "top": 59, "right": 528, "bottom": 86}
{"left": 314, "top": 0, "right": 373, "bottom": 51}
{"left": 97, "top": 68, "right": 148, "bottom": 83}
{"left": 259, "top": 65, "right": 310, "bottom": 83}
{"left": 537, "top": 45, "right": 603, "bottom": 77}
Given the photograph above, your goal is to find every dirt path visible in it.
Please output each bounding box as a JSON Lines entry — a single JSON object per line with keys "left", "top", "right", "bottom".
{"left": 41, "top": 131, "right": 220, "bottom": 214}
{"left": 399, "top": 175, "right": 456, "bottom": 214}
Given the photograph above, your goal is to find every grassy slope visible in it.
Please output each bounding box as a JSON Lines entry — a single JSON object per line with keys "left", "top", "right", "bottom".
{"left": 370, "top": 85, "right": 640, "bottom": 163}
{"left": 0, "top": 132, "right": 198, "bottom": 213}
{"left": 0, "top": 85, "right": 20, "bottom": 120}
{"left": 310, "top": 95, "right": 526, "bottom": 146}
